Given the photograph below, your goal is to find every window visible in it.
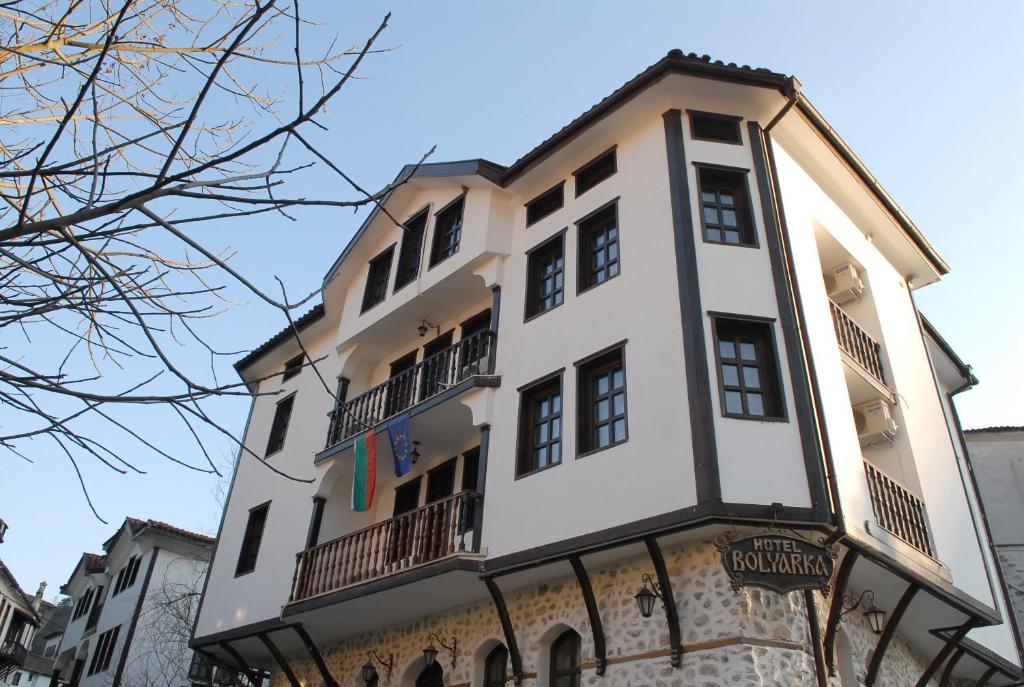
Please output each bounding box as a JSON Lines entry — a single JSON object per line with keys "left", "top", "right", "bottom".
{"left": 483, "top": 645, "right": 508, "bottom": 687}
{"left": 264, "top": 394, "right": 295, "bottom": 456}
{"left": 43, "top": 644, "right": 56, "bottom": 658}
{"left": 112, "top": 555, "right": 141, "bottom": 596}
{"left": 429, "top": 196, "right": 464, "bottom": 267}
{"left": 235, "top": 502, "right": 270, "bottom": 576}
{"left": 87, "top": 625, "right": 120, "bottom": 675}
{"left": 713, "top": 317, "right": 784, "bottom": 420}
{"left": 550, "top": 630, "right": 581, "bottom": 687}
{"left": 73, "top": 588, "right": 95, "bottom": 620}
{"left": 577, "top": 202, "right": 619, "bottom": 292}
{"left": 697, "top": 166, "right": 755, "bottom": 246}
{"left": 574, "top": 147, "right": 616, "bottom": 196}
{"left": 187, "top": 651, "right": 213, "bottom": 683}
{"left": 524, "top": 233, "right": 565, "bottom": 320}
{"left": 525, "top": 182, "right": 564, "bottom": 226}
{"left": 12, "top": 673, "right": 21, "bottom": 686}
{"left": 361, "top": 245, "right": 395, "bottom": 313}
{"left": 394, "top": 209, "right": 428, "bottom": 291}
{"left": 281, "top": 354, "right": 303, "bottom": 382}
{"left": 689, "top": 110, "right": 742, "bottom": 144}
{"left": 578, "top": 346, "right": 628, "bottom": 455}
{"left": 516, "top": 374, "right": 562, "bottom": 476}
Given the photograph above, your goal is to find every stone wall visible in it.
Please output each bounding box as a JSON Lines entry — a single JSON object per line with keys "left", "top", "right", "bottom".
{"left": 273, "top": 541, "right": 954, "bottom": 687}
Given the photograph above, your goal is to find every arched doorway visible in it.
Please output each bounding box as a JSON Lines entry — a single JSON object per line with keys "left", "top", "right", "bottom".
{"left": 415, "top": 662, "right": 443, "bottom": 687}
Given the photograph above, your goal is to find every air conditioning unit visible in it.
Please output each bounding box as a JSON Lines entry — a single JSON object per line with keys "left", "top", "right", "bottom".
{"left": 824, "top": 262, "right": 865, "bottom": 304}
{"left": 854, "top": 399, "right": 897, "bottom": 447}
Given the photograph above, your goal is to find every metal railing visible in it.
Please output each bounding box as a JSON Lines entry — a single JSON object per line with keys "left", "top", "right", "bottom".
{"left": 829, "top": 301, "right": 886, "bottom": 386}
{"left": 289, "top": 490, "right": 480, "bottom": 603}
{"left": 863, "top": 460, "right": 934, "bottom": 558}
{"left": 326, "top": 330, "right": 496, "bottom": 447}
{"left": 0, "top": 639, "right": 27, "bottom": 666}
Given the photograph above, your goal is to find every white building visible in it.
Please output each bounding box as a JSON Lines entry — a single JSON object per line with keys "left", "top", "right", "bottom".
{"left": 190, "top": 51, "right": 1023, "bottom": 686}
{"left": 2, "top": 594, "right": 73, "bottom": 687}
{"left": 1, "top": 560, "right": 42, "bottom": 687}
{"left": 56, "top": 518, "right": 214, "bottom": 687}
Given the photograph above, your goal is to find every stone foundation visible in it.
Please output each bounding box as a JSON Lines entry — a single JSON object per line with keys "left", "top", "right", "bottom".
{"left": 273, "top": 541, "right": 956, "bottom": 687}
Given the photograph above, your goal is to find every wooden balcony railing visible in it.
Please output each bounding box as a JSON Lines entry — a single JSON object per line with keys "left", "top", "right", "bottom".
{"left": 326, "top": 330, "right": 496, "bottom": 448}
{"left": 289, "top": 490, "right": 480, "bottom": 603}
{"left": 829, "top": 301, "right": 886, "bottom": 386}
{"left": 864, "top": 461, "right": 934, "bottom": 558}
{"left": 0, "top": 639, "right": 28, "bottom": 666}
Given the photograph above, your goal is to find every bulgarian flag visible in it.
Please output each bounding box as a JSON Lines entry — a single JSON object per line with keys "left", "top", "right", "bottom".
{"left": 352, "top": 429, "right": 377, "bottom": 512}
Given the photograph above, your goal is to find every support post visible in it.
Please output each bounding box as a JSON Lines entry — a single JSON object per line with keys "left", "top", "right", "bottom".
{"left": 569, "top": 556, "right": 607, "bottom": 675}
{"left": 938, "top": 648, "right": 965, "bottom": 687}
{"left": 291, "top": 625, "right": 338, "bottom": 687}
{"left": 218, "top": 641, "right": 259, "bottom": 687}
{"left": 914, "top": 619, "right": 977, "bottom": 687}
{"left": 472, "top": 425, "right": 490, "bottom": 552}
{"left": 803, "top": 590, "right": 828, "bottom": 687}
{"left": 645, "top": 536, "right": 682, "bottom": 668}
{"left": 976, "top": 666, "right": 999, "bottom": 687}
{"left": 484, "top": 577, "right": 523, "bottom": 687}
{"left": 257, "top": 633, "right": 300, "bottom": 687}
{"left": 823, "top": 550, "right": 859, "bottom": 674}
{"left": 864, "top": 583, "right": 918, "bottom": 686}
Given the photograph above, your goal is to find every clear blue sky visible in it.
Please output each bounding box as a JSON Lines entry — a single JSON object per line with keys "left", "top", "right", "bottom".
{"left": 3, "top": 0, "right": 1021, "bottom": 600}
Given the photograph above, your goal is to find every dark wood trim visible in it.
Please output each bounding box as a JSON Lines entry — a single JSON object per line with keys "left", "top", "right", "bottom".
{"left": 525, "top": 181, "right": 565, "bottom": 227}
{"left": 645, "top": 537, "right": 682, "bottom": 668}
{"left": 748, "top": 121, "right": 831, "bottom": 520}
{"left": 708, "top": 313, "right": 788, "bottom": 422}
{"left": 111, "top": 547, "right": 160, "bottom": 687}
{"left": 305, "top": 497, "right": 325, "bottom": 550}
{"left": 427, "top": 191, "right": 467, "bottom": 270}
{"left": 937, "top": 647, "right": 965, "bottom": 687}
{"left": 572, "top": 145, "right": 618, "bottom": 198}
{"left": 514, "top": 369, "right": 565, "bottom": 480}
{"left": 572, "top": 195, "right": 621, "bottom": 226}
{"left": 257, "top": 633, "right": 300, "bottom": 687}
{"left": 976, "top": 666, "right": 999, "bottom": 687}
{"left": 914, "top": 618, "right": 977, "bottom": 687}
{"left": 484, "top": 577, "right": 523, "bottom": 687}
{"left": 575, "top": 198, "right": 622, "bottom": 296}
{"left": 662, "top": 108, "right": 720, "bottom": 504}
{"left": 823, "top": 550, "right": 858, "bottom": 674}
{"left": 359, "top": 243, "right": 397, "bottom": 314}
{"left": 290, "top": 625, "right": 338, "bottom": 687}
{"left": 523, "top": 229, "right": 568, "bottom": 323}
{"left": 572, "top": 339, "right": 629, "bottom": 368}
{"left": 864, "top": 583, "right": 919, "bottom": 686}
{"left": 218, "top": 641, "right": 259, "bottom": 686}
{"left": 687, "top": 110, "right": 744, "bottom": 146}
{"left": 568, "top": 556, "right": 606, "bottom": 675}
{"left": 693, "top": 162, "right": 759, "bottom": 249}
{"left": 803, "top": 590, "right": 828, "bottom": 687}
{"left": 472, "top": 425, "right": 490, "bottom": 552}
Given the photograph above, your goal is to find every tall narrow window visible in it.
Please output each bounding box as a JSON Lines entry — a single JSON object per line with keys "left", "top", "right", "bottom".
{"left": 361, "top": 245, "right": 395, "bottom": 313}
{"left": 713, "top": 317, "right": 784, "bottom": 420}
{"left": 689, "top": 110, "right": 742, "bottom": 144}
{"left": 550, "top": 630, "right": 581, "bottom": 687}
{"left": 87, "top": 625, "right": 120, "bottom": 675}
{"left": 264, "top": 394, "right": 295, "bottom": 456}
{"left": 112, "top": 556, "right": 141, "bottom": 596}
{"left": 517, "top": 374, "right": 562, "bottom": 476}
{"left": 573, "top": 147, "right": 616, "bottom": 197}
{"left": 281, "top": 354, "right": 303, "bottom": 382}
{"left": 524, "top": 233, "right": 565, "bottom": 320}
{"left": 697, "top": 166, "right": 755, "bottom": 246}
{"left": 578, "top": 346, "right": 628, "bottom": 455}
{"left": 577, "top": 202, "right": 619, "bottom": 292}
{"left": 525, "top": 182, "right": 564, "bottom": 227}
{"left": 483, "top": 645, "right": 508, "bottom": 687}
{"left": 429, "top": 196, "right": 464, "bottom": 267}
{"left": 235, "top": 503, "right": 270, "bottom": 576}
{"left": 394, "top": 209, "right": 428, "bottom": 291}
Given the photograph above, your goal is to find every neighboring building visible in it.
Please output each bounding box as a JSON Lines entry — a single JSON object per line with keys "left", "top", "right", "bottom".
{"left": 6, "top": 592, "right": 73, "bottom": 687}
{"left": 55, "top": 518, "right": 214, "bottom": 687}
{"left": 0, "top": 559, "right": 41, "bottom": 687}
{"left": 190, "top": 51, "right": 1023, "bottom": 686}
{"left": 964, "top": 427, "right": 1024, "bottom": 642}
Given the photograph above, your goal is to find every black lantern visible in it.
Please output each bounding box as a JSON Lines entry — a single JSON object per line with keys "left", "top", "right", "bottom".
{"left": 634, "top": 573, "right": 665, "bottom": 619}
{"left": 411, "top": 440, "right": 421, "bottom": 464}
{"left": 835, "top": 589, "right": 886, "bottom": 636}
{"left": 422, "top": 643, "right": 438, "bottom": 667}
{"left": 362, "top": 650, "right": 392, "bottom": 684}
{"left": 422, "top": 633, "right": 457, "bottom": 670}
{"left": 863, "top": 599, "right": 887, "bottom": 635}
{"left": 360, "top": 662, "right": 377, "bottom": 684}
{"left": 418, "top": 319, "right": 440, "bottom": 338}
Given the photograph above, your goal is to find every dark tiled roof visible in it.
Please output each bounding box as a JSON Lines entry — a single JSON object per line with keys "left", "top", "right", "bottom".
{"left": 965, "top": 426, "right": 1024, "bottom": 434}
{"left": 233, "top": 303, "right": 325, "bottom": 373}
{"left": 137, "top": 518, "right": 215, "bottom": 546}
{"left": 0, "top": 558, "right": 40, "bottom": 625}
{"left": 82, "top": 553, "right": 105, "bottom": 573}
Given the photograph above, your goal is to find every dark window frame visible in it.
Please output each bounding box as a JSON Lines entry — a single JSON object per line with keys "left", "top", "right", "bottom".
{"left": 576, "top": 198, "right": 621, "bottom": 294}
{"left": 111, "top": 555, "right": 140, "bottom": 596}
{"left": 483, "top": 644, "right": 508, "bottom": 687}
{"left": 573, "top": 146, "right": 617, "bottom": 197}
{"left": 549, "top": 629, "right": 582, "bottom": 687}
{"left": 575, "top": 342, "right": 629, "bottom": 458}
{"left": 264, "top": 392, "right": 296, "bottom": 457}
{"left": 710, "top": 313, "right": 787, "bottom": 422}
{"left": 281, "top": 354, "right": 303, "bottom": 382}
{"left": 525, "top": 181, "right": 565, "bottom": 227}
{"left": 428, "top": 194, "right": 466, "bottom": 268}
{"left": 687, "top": 109, "right": 743, "bottom": 145}
{"left": 235, "top": 501, "right": 271, "bottom": 577}
{"left": 524, "top": 229, "right": 567, "bottom": 322}
{"left": 87, "top": 625, "right": 120, "bottom": 675}
{"left": 361, "top": 244, "right": 396, "bottom": 313}
{"left": 394, "top": 206, "right": 430, "bottom": 293}
{"left": 695, "top": 163, "right": 758, "bottom": 248}
{"left": 515, "top": 369, "right": 565, "bottom": 479}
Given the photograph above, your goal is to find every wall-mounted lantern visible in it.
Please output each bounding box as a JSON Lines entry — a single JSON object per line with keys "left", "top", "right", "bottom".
{"left": 634, "top": 573, "right": 667, "bottom": 619}
{"left": 362, "top": 649, "right": 393, "bottom": 684}
{"left": 422, "top": 633, "right": 457, "bottom": 671}
{"left": 837, "top": 589, "right": 886, "bottom": 635}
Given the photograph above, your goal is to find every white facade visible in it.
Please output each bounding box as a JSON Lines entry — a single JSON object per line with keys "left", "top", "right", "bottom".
{"left": 192, "top": 52, "right": 1022, "bottom": 686}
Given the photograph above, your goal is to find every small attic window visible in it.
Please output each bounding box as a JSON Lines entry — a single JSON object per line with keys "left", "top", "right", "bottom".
{"left": 282, "top": 354, "right": 303, "bottom": 382}
{"left": 526, "top": 182, "right": 564, "bottom": 227}
{"left": 573, "top": 148, "right": 616, "bottom": 197}
{"left": 689, "top": 111, "right": 742, "bottom": 144}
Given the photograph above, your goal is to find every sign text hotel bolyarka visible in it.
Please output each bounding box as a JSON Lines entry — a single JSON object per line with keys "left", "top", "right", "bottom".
{"left": 715, "top": 532, "right": 837, "bottom": 596}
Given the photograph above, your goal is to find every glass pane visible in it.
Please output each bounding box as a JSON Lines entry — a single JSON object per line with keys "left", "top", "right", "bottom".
{"left": 724, "top": 230, "right": 740, "bottom": 244}
{"left": 594, "top": 233, "right": 605, "bottom": 247}
{"left": 722, "top": 209, "right": 737, "bottom": 226}
{"left": 613, "top": 418, "right": 626, "bottom": 442}
{"left": 706, "top": 228, "right": 721, "bottom": 241}
{"left": 608, "top": 262, "right": 619, "bottom": 277}
{"left": 608, "top": 227, "right": 617, "bottom": 240}
{"left": 596, "top": 399, "right": 609, "bottom": 421}
{"left": 747, "top": 393, "right": 765, "bottom": 416}
{"left": 608, "top": 242, "right": 618, "bottom": 259}
{"left": 740, "top": 342, "right": 757, "bottom": 361}
{"left": 725, "top": 391, "right": 743, "bottom": 414}
{"left": 536, "top": 446, "right": 548, "bottom": 466}
{"left": 596, "top": 374, "right": 609, "bottom": 395}
{"left": 612, "top": 369, "right": 624, "bottom": 389}
{"left": 550, "top": 442, "right": 561, "bottom": 462}
{"left": 554, "top": 291, "right": 564, "bottom": 306}
{"left": 703, "top": 207, "right": 719, "bottom": 224}
{"left": 551, "top": 418, "right": 561, "bottom": 439}
{"left": 613, "top": 392, "right": 625, "bottom": 415}
{"left": 701, "top": 191, "right": 716, "bottom": 204}
{"left": 536, "top": 424, "right": 548, "bottom": 444}
{"left": 594, "top": 251, "right": 605, "bottom": 267}
{"left": 722, "top": 364, "right": 739, "bottom": 386}
{"left": 719, "top": 340, "right": 736, "bottom": 359}
{"left": 539, "top": 398, "right": 549, "bottom": 417}
{"left": 743, "top": 366, "right": 760, "bottom": 388}
{"left": 597, "top": 424, "right": 610, "bottom": 447}
{"left": 594, "top": 268, "right": 606, "bottom": 282}
{"left": 552, "top": 394, "right": 561, "bottom": 412}
{"left": 720, "top": 193, "right": 734, "bottom": 205}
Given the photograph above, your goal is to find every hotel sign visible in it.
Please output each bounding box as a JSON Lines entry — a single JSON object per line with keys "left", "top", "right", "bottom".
{"left": 716, "top": 532, "right": 836, "bottom": 596}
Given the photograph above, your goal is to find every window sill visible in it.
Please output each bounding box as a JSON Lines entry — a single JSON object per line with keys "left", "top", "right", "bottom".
{"left": 427, "top": 247, "right": 460, "bottom": 272}
{"left": 576, "top": 438, "right": 628, "bottom": 461}
{"left": 577, "top": 271, "right": 620, "bottom": 297}
{"left": 721, "top": 412, "right": 788, "bottom": 423}
{"left": 514, "top": 460, "right": 562, "bottom": 481}
{"left": 523, "top": 301, "right": 564, "bottom": 324}
{"left": 702, "top": 238, "right": 759, "bottom": 250}
{"left": 234, "top": 568, "right": 256, "bottom": 579}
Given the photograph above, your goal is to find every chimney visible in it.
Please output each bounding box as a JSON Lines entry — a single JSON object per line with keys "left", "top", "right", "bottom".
{"left": 0, "top": 519, "right": 8, "bottom": 543}
{"left": 34, "top": 581, "right": 47, "bottom": 611}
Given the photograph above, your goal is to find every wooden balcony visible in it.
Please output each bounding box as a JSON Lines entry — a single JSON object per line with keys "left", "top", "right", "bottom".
{"left": 326, "top": 330, "right": 496, "bottom": 448}
{"left": 0, "top": 638, "right": 27, "bottom": 667}
{"left": 830, "top": 300, "right": 886, "bottom": 386}
{"left": 863, "top": 460, "right": 935, "bottom": 558}
{"left": 288, "top": 490, "right": 480, "bottom": 603}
